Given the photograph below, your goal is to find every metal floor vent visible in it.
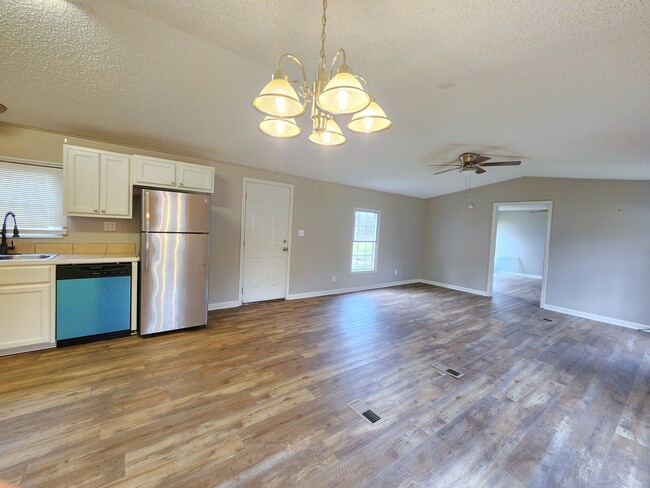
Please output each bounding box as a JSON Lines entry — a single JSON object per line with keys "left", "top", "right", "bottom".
{"left": 434, "top": 362, "right": 464, "bottom": 379}
{"left": 347, "top": 399, "right": 384, "bottom": 425}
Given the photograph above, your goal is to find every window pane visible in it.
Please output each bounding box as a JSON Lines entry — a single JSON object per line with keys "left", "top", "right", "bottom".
{"left": 0, "top": 162, "right": 66, "bottom": 234}
{"left": 351, "top": 209, "right": 378, "bottom": 272}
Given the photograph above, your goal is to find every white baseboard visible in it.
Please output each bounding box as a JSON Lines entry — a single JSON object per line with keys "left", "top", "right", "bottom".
{"left": 419, "top": 279, "right": 490, "bottom": 297}
{"left": 495, "top": 271, "right": 542, "bottom": 280}
{"left": 542, "top": 304, "right": 648, "bottom": 330}
{"left": 0, "top": 342, "right": 56, "bottom": 357}
{"left": 286, "top": 279, "right": 420, "bottom": 300}
{"left": 208, "top": 300, "right": 242, "bottom": 311}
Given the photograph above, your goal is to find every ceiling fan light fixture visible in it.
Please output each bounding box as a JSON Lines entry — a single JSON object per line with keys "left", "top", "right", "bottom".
{"left": 347, "top": 100, "right": 392, "bottom": 133}
{"left": 258, "top": 116, "right": 301, "bottom": 138}
{"left": 252, "top": 70, "right": 305, "bottom": 118}
{"left": 308, "top": 118, "right": 346, "bottom": 147}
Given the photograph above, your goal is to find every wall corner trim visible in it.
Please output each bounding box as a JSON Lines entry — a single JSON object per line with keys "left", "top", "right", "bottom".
{"left": 541, "top": 304, "right": 648, "bottom": 330}
{"left": 419, "top": 279, "right": 490, "bottom": 297}
{"left": 208, "top": 300, "right": 242, "bottom": 311}
{"left": 286, "top": 279, "right": 421, "bottom": 300}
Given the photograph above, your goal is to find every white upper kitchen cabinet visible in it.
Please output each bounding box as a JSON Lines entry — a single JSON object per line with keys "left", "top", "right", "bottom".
{"left": 133, "top": 155, "right": 214, "bottom": 193}
{"left": 64, "top": 145, "right": 132, "bottom": 218}
{"left": 133, "top": 155, "right": 177, "bottom": 189}
{"left": 177, "top": 163, "right": 214, "bottom": 192}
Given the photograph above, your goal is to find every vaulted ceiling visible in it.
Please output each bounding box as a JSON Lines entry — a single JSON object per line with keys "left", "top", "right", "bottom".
{"left": 1, "top": 0, "right": 649, "bottom": 197}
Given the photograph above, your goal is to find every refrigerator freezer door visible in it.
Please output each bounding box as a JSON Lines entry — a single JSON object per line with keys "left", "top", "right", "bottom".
{"left": 140, "top": 233, "right": 209, "bottom": 335}
{"left": 142, "top": 190, "right": 211, "bottom": 233}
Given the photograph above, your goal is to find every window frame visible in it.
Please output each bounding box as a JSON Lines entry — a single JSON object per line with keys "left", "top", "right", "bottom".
{"left": 350, "top": 207, "right": 381, "bottom": 274}
{"left": 0, "top": 157, "right": 67, "bottom": 238}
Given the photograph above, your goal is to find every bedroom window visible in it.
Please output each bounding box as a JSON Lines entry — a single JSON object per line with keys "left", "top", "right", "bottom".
{"left": 351, "top": 208, "right": 380, "bottom": 272}
{"left": 0, "top": 160, "right": 67, "bottom": 237}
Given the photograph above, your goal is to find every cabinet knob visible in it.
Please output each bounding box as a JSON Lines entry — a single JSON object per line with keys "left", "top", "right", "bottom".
{"left": 93, "top": 208, "right": 98, "bottom": 213}
{"left": 171, "top": 181, "right": 175, "bottom": 185}
{"left": 101, "top": 209, "right": 106, "bottom": 213}
{"left": 180, "top": 182, "right": 184, "bottom": 186}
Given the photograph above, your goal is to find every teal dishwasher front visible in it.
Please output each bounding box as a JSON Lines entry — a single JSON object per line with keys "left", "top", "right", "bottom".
{"left": 56, "top": 263, "right": 132, "bottom": 346}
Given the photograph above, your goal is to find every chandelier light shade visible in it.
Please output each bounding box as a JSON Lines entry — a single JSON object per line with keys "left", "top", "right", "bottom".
{"left": 308, "top": 118, "right": 346, "bottom": 146}
{"left": 258, "top": 116, "right": 302, "bottom": 138}
{"left": 251, "top": 0, "right": 391, "bottom": 147}
{"left": 347, "top": 100, "right": 392, "bottom": 133}
{"left": 316, "top": 65, "right": 371, "bottom": 115}
{"left": 252, "top": 70, "right": 305, "bottom": 118}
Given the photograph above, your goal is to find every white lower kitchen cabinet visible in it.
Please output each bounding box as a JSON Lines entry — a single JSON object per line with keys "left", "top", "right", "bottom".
{"left": 0, "top": 265, "right": 55, "bottom": 356}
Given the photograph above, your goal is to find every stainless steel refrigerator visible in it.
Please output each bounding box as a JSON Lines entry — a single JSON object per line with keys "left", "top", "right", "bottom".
{"left": 139, "top": 189, "right": 210, "bottom": 335}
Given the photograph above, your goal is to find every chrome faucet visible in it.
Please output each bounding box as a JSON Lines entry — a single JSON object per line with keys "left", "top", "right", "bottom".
{"left": 1, "top": 212, "right": 19, "bottom": 255}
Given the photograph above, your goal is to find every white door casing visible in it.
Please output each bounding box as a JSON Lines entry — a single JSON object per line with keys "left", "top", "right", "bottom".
{"left": 487, "top": 201, "right": 553, "bottom": 308}
{"left": 241, "top": 179, "right": 293, "bottom": 303}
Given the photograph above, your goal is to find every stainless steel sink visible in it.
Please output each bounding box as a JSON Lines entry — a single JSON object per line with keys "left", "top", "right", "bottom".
{"left": 0, "top": 253, "right": 58, "bottom": 261}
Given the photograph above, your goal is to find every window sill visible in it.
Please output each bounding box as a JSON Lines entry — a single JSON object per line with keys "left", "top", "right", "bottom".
{"left": 350, "top": 269, "right": 377, "bottom": 275}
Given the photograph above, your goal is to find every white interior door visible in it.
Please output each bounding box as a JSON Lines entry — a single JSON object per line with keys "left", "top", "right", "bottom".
{"left": 242, "top": 181, "right": 292, "bottom": 303}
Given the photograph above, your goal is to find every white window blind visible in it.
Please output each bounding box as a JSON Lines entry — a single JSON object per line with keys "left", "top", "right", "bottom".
{"left": 0, "top": 161, "right": 67, "bottom": 236}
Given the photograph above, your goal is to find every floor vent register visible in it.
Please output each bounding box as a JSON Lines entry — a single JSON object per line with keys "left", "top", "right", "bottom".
{"left": 347, "top": 399, "right": 384, "bottom": 425}
{"left": 434, "top": 362, "right": 464, "bottom": 379}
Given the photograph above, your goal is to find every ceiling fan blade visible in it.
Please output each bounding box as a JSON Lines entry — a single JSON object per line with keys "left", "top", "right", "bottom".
{"left": 428, "top": 164, "right": 460, "bottom": 167}
{"left": 479, "top": 160, "right": 521, "bottom": 167}
{"left": 473, "top": 156, "right": 491, "bottom": 165}
{"left": 475, "top": 167, "right": 487, "bottom": 175}
{"left": 433, "top": 167, "right": 461, "bottom": 175}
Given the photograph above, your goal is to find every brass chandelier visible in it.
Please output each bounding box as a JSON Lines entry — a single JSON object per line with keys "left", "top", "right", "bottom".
{"left": 252, "top": 0, "right": 391, "bottom": 147}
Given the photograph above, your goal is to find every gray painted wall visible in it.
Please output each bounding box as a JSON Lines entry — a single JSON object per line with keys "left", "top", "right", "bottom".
{"left": 495, "top": 210, "right": 547, "bottom": 277}
{"left": 0, "top": 124, "right": 425, "bottom": 306}
{"left": 422, "top": 177, "right": 650, "bottom": 326}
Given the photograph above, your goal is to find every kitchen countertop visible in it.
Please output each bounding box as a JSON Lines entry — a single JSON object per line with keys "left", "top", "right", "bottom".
{"left": 0, "top": 253, "right": 139, "bottom": 266}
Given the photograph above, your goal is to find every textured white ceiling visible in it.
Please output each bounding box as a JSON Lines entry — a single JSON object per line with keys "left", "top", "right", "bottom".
{"left": 1, "top": 0, "right": 649, "bottom": 198}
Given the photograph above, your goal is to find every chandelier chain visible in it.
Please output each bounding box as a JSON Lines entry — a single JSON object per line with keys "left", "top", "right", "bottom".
{"left": 320, "top": 0, "right": 327, "bottom": 64}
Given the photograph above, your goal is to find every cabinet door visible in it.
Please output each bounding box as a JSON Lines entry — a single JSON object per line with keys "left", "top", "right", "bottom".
{"left": 65, "top": 147, "right": 100, "bottom": 215}
{"left": 0, "top": 283, "right": 51, "bottom": 351}
{"left": 100, "top": 154, "right": 132, "bottom": 217}
{"left": 134, "top": 156, "right": 177, "bottom": 187}
{"left": 177, "top": 163, "right": 214, "bottom": 193}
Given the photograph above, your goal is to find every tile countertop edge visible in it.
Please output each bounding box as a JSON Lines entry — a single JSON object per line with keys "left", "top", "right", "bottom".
{"left": 0, "top": 253, "right": 140, "bottom": 266}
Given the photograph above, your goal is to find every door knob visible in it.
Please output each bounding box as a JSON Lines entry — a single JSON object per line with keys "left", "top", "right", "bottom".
{"left": 282, "top": 247, "right": 288, "bottom": 252}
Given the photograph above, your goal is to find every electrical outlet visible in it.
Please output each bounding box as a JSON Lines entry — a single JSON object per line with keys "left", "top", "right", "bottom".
{"left": 332, "top": 275, "right": 336, "bottom": 282}
{"left": 394, "top": 269, "right": 398, "bottom": 276}
{"left": 104, "top": 222, "right": 116, "bottom": 232}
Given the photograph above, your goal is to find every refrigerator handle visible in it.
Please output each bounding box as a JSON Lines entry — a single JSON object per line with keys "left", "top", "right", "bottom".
{"left": 144, "top": 232, "right": 150, "bottom": 271}
{"left": 144, "top": 191, "right": 150, "bottom": 233}
{"left": 144, "top": 191, "right": 150, "bottom": 271}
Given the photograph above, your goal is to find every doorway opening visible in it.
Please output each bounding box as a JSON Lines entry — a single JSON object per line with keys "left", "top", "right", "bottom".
{"left": 487, "top": 201, "right": 552, "bottom": 308}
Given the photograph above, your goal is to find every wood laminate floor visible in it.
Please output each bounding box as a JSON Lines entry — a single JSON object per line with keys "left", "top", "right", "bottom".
{"left": 1, "top": 279, "right": 649, "bottom": 487}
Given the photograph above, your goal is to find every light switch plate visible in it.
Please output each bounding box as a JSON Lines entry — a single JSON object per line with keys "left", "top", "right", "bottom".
{"left": 298, "top": 229, "right": 305, "bottom": 237}
{"left": 104, "top": 222, "right": 116, "bottom": 232}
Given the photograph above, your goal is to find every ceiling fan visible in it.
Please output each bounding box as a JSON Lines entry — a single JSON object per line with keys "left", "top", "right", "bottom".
{"left": 430, "top": 152, "right": 521, "bottom": 175}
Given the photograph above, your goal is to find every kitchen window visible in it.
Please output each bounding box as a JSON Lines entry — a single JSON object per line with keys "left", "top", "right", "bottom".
{"left": 0, "top": 159, "right": 67, "bottom": 236}
{"left": 351, "top": 208, "right": 380, "bottom": 273}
